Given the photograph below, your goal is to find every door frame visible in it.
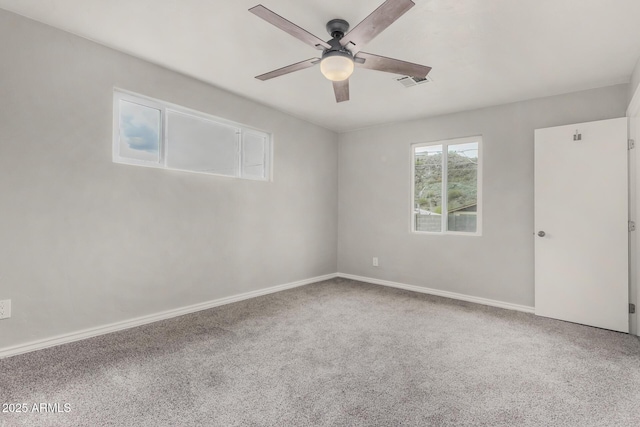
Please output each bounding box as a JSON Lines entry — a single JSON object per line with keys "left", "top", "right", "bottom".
{"left": 627, "top": 86, "right": 640, "bottom": 336}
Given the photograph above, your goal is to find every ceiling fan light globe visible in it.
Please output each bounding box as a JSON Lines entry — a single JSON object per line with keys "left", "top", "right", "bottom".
{"left": 320, "top": 55, "right": 354, "bottom": 82}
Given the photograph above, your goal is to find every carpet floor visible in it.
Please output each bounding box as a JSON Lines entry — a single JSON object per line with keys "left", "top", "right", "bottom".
{"left": 1, "top": 278, "right": 639, "bottom": 426}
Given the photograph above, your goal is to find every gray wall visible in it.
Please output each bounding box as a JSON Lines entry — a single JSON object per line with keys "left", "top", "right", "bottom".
{"left": 0, "top": 10, "right": 338, "bottom": 349}
{"left": 629, "top": 56, "right": 640, "bottom": 104}
{"left": 338, "top": 85, "right": 629, "bottom": 307}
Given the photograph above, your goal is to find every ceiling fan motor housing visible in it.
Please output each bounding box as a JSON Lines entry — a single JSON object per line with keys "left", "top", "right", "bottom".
{"left": 322, "top": 19, "right": 354, "bottom": 64}
{"left": 322, "top": 39, "right": 353, "bottom": 60}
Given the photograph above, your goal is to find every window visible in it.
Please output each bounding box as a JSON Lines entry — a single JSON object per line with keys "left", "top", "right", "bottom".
{"left": 113, "top": 90, "right": 271, "bottom": 181}
{"left": 412, "top": 136, "right": 482, "bottom": 235}
{"left": 115, "top": 97, "right": 162, "bottom": 166}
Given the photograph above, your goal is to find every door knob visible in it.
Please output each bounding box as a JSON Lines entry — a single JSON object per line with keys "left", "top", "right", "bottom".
{"left": 537, "top": 231, "right": 546, "bottom": 237}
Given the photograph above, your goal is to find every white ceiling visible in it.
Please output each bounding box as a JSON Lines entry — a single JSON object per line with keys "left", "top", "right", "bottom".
{"left": 2, "top": 0, "right": 640, "bottom": 132}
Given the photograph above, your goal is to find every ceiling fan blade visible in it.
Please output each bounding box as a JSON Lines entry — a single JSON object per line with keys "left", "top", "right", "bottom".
{"left": 340, "top": 0, "right": 415, "bottom": 54}
{"left": 255, "top": 58, "right": 321, "bottom": 81}
{"left": 333, "top": 80, "right": 350, "bottom": 103}
{"left": 355, "top": 52, "right": 431, "bottom": 79}
{"left": 249, "top": 5, "right": 332, "bottom": 50}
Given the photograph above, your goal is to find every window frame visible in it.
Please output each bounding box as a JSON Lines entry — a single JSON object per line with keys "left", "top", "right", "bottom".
{"left": 113, "top": 89, "right": 272, "bottom": 181}
{"left": 411, "top": 135, "right": 483, "bottom": 236}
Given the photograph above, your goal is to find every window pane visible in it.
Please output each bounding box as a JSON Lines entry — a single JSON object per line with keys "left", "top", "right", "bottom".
{"left": 447, "top": 142, "right": 478, "bottom": 232}
{"left": 414, "top": 144, "right": 443, "bottom": 232}
{"left": 119, "top": 100, "right": 160, "bottom": 163}
{"left": 242, "top": 132, "right": 267, "bottom": 180}
{"left": 167, "top": 111, "right": 239, "bottom": 176}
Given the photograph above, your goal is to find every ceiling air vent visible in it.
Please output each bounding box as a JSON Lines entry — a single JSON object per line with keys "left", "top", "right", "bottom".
{"left": 394, "top": 75, "right": 432, "bottom": 88}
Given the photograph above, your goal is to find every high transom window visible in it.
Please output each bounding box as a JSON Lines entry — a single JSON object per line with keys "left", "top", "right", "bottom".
{"left": 113, "top": 90, "right": 271, "bottom": 181}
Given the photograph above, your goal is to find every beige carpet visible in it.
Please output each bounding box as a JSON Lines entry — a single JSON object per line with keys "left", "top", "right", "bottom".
{"left": 1, "top": 278, "right": 639, "bottom": 426}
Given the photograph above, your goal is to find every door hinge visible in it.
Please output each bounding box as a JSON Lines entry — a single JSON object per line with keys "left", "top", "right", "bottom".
{"left": 629, "top": 221, "right": 636, "bottom": 232}
{"left": 630, "top": 303, "right": 636, "bottom": 314}
{"left": 573, "top": 130, "right": 582, "bottom": 141}
{"left": 629, "top": 139, "right": 635, "bottom": 150}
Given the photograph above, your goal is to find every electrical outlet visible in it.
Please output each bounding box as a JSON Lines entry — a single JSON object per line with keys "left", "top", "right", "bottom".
{"left": 0, "top": 300, "right": 11, "bottom": 319}
{"left": 373, "top": 257, "right": 379, "bottom": 267}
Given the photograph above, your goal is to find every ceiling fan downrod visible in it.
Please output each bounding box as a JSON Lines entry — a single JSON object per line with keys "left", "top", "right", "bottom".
{"left": 326, "top": 19, "right": 349, "bottom": 40}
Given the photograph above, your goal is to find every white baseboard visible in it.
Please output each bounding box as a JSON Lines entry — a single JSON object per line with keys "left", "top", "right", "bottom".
{"left": 0, "top": 273, "right": 337, "bottom": 359}
{"left": 0, "top": 272, "right": 536, "bottom": 359}
{"left": 337, "top": 273, "right": 535, "bottom": 314}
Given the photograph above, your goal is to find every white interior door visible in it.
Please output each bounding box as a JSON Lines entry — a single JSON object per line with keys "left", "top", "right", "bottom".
{"left": 534, "top": 117, "right": 629, "bottom": 332}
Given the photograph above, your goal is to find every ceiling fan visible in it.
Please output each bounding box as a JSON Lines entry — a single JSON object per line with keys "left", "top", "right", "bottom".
{"left": 249, "top": 0, "right": 432, "bottom": 103}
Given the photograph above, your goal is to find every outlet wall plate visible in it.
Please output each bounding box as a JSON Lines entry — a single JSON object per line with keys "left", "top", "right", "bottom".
{"left": 0, "top": 299, "right": 11, "bottom": 319}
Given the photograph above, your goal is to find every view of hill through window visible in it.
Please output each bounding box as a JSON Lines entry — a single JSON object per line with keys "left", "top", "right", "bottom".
{"left": 414, "top": 141, "right": 479, "bottom": 233}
